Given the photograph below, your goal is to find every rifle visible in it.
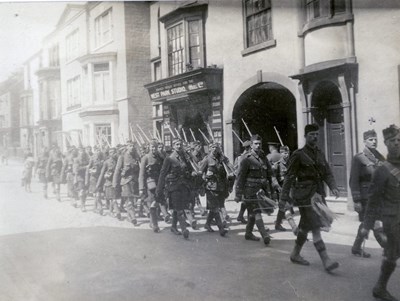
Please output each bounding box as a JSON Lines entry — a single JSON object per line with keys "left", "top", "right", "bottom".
{"left": 274, "top": 126, "right": 284, "bottom": 146}
{"left": 232, "top": 129, "right": 244, "bottom": 144}
{"left": 241, "top": 118, "right": 252, "bottom": 137}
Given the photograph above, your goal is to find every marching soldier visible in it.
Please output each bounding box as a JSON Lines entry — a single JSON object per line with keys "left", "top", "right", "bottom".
{"left": 86, "top": 146, "right": 105, "bottom": 214}
{"left": 139, "top": 140, "right": 166, "bottom": 232}
{"left": 199, "top": 142, "right": 229, "bottom": 236}
{"left": 113, "top": 141, "right": 141, "bottom": 225}
{"left": 46, "top": 145, "right": 63, "bottom": 202}
{"left": 273, "top": 145, "right": 291, "bottom": 231}
{"left": 235, "top": 134, "right": 280, "bottom": 246}
{"left": 349, "top": 129, "right": 385, "bottom": 258}
{"left": 189, "top": 141, "right": 207, "bottom": 217}
{"left": 360, "top": 124, "right": 400, "bottom": 301}
{"left": 280, "top": 123, "right": 340, "bottom": 272}
{"left": 97, "top": 147, "right": 121, "bottom": 219}
{"left": 156, "top": 138, "right": 197, "bottom": 239}
{"left": 36, "top": 148, "right": 49, "bottom": 199}
{"left": 61, "top": 146, "right": 78, "bottom": 201}
{"left": 234, "top": 140, "right": 251, "bottom": 224}
{"left": 73, "top": 147, "right": 90, "bottom": 212}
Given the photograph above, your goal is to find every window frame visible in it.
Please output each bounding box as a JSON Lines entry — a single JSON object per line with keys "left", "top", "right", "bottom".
{"left": 301, "top": 0, "right": 353, "bottom": 35}
{"left": 66, "top": 29, "right": 79, "bottom": 62}
{"left": 95, "top": 123, "right": 112, "bottom": 146}
{"left": 93, "top": 63, "right": 111, "bottom": 104}
{"left": 94, "top": 8, "right": 113, "bottom": 49}
{"left": 66, "top": 75, "right": 81, "bottom": 110}
{"left": 242, "top": 0, "right": 276, "bottom": 56}
{"left": 165, "top": 13, "right": 205, "bottom": 77}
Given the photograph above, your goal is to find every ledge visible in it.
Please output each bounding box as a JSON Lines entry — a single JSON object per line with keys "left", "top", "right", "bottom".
{"left": 300, "top": 13, "right": 354, "bottom": 36}
{"left": 241, "top": 39, "right": 276, "bottom": 57}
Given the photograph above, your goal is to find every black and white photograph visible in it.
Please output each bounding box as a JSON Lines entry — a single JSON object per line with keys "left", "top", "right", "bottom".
{"left": 0, "top": 1, "right": 399, "bottom": 300}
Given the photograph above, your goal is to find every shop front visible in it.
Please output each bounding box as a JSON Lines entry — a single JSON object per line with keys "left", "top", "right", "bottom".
{"left": 145, "top": 68, "right": 223, "bottom": 148}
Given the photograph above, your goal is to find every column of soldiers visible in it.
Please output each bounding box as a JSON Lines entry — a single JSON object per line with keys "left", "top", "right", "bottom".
{"left": 23, "top": 123, "right": 400, "bottom": 301}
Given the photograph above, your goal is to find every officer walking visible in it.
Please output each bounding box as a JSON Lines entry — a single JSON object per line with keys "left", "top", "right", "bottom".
{"left": 361, "top": 124, "right": 400, "bottom": 301}
{"left": 280, "top": 123, "right": 340, "bottom": 272}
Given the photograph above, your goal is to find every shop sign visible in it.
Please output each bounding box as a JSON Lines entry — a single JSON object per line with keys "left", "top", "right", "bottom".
{"left": 148, "top": 77, "right": 207, "bottom": 101}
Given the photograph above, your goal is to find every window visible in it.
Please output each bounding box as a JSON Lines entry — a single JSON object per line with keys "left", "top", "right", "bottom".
{"left": 93, "top": 63, "right": 111, "bottom": 103}
{"left": 167, "top": 17, "right": 204, "bottom": 76}
{"left": 95, "top": 9, "right": 113, "bottom": 48}
{"left": 66, "top": 30, "right": 79, "bottom": 61}
{"left": 95, "top": 124, "right": 111, "bottom": 146}
{"left": 213, "top": 129, "right": 222, "bottom": 144}
{"left": 153, "top": 104, "right": 163, "bottom": 118}
{"left": 154, "top": 61, "right": 161, "bottom": 81}
{"left": 164, "top": 134, "right": 171, "bottom": 147}
{"left": 48, "top": 44, "right": 59, "bottom": 67}
{"left": 244, "top": 0, "right": 272, "bottom": 48}
{"left": 306, "top": 0, "right": 348, "bottom": 22}
{"left": 67, "top": 76, "right": 81, "bottom": 109}
{"left": 48, "top": 80, "right": 59, "bottom": 119}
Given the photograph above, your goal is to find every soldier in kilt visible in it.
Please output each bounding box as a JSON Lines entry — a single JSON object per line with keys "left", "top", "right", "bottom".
{"left": 86, "top": 146, "right": 105, "bottom": 214}
{"left": 97, "top": 147, "right": 120, "bottom": 219}
{"left": 199, "top": 142, "right": 229, "bottom": 237}
{"left": 156, "top": 138, "right": 197, "bottom": 239}
{"left": 46, "top": 145, "right": 63, "bottom": 202}
{"left": 280, "top": 124, "right": 340, "bottom": 272}
{"left": 61, "top": 147, "right": 78, "bottom": 200}
{"left": 73, "top": 147, "right": 90, "bottom": 211}
{"left": 113, "top": 141, "right": 141, "bottom": 225}
{"left": 235, "top": 134, "right": 280, "bottom": 246}
{"left": 36, "top": 148, "right": 49, "bottom": 199}
{"left": 361, "top": 125, "right": 400, "bottom": 301}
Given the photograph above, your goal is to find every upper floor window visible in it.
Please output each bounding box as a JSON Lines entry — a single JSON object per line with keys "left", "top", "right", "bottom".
{"left": 93, "top": 63, "right": 112, "bottom": 103}
{"left": 95, "top": 9, "right": 113, "bottom": 48}
{"left": 167, "top": 18, "right": 204, "bottom": 77}
{"left": 244, "top": 0, "right": 272, "bottom": 48}
{"left": 67, "top": 76, "right": 81, "bottom": 109}
{"left": 48, "top": 44, "right": 59, "bottom": 67}
{"left": 154, "top": 61, "right": 161, "bottom": 81}
{"left": 305, "top": 0, "right": 349, "bottom": 23}
{"left": 66, "top": 29, "right": 79, "bottom": 62}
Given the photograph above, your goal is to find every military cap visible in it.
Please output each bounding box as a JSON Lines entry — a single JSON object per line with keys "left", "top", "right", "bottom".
{"left": 250, "top": 134, "right": 262, "bottom": 142}
{"left": 383, "top": 124, "right": 400, "bottom": 141}
{"left": 304, "top": 123, "right": 319, "bottom": 135}
{"left": 363, "top": 129, "right": 377, "bottom": 140}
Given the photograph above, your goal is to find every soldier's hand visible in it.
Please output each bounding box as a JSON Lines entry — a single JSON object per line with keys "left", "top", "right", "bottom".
{"left": 332, "top": 188, "right": 340, "bottom": 199}
{"left": 360, "top": 228, "right": 369, "bottom": 239}
{"left": 353, "top": 202, "right": 362, "bottom": 213}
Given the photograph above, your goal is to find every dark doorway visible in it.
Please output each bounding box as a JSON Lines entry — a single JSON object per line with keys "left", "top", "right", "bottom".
{"left": 312, "top": 81, "right": 347, "bottom": 196}
{"left": 232, "top": 82, "right": 297, "bottom": 157}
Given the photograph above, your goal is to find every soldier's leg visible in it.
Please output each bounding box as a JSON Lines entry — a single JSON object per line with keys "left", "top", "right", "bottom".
{"left": 126, "top": 197, "right": 138, "bottom": 225}
{"left": 112, "top": 199, "right": 122, "bottom": 220}
{"left": 236, "top": 202, "right": 248, "bottom": 224}
{"left": 204, "top": 211, "right": 215, "bottom": 232}
{"left": 254, "top": 212, "right": 270, "bottom": 245}
{"left": 352, "top": 223, "right": 371, "bottom": 258}
{"left": 147, "top": 190, "right": 160, "bottom": 232}
{"left": 52, "top": 182, "right": 56, "bottom": 195}
{"left": 290, "top": 228, "right": 310, "bottom": 265}
{"left": 245, "top": 206, "right": 259, "bottom": 241}
{"left": 177, "top": 209, "right": 189, "bottom": 239}
{"left": 312, "top": 229, "right": 339, "bottom": 272}
{"left": 195, "top": 194, "right": 206, "bottom": 216}
{"left": 170, "top": 210, "right": 181, "bottom": 235}
{"left": 213, "top": 208, "right": 228, "bottom": 237}
{"left": 373, "top": 258, "right": 398, "bottom": 301}
{"left": 373, "top": 220, "right": 388, "bottom": 249}
{"left": 80, "top": 188, "right": 87, "bottom": 212}
{"left": 159, "top": 204, "right": 171, "bottom": 223}
{"left": 43, "top": 182, "right": 48, "bottom": 199}
{"left": 55, "top": 183, "right": 61, "bottom": 202}
{"left": 275, "top": 200, "right": 287, "bottom": 231}
{"left": 95, "top": 192, "right": 104, "bottom": 215}
{"left": 184, "top": 209, "right": 197, "bottom": 230}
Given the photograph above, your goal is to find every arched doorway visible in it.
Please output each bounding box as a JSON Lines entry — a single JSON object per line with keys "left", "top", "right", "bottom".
{"left": 311, "top": 81, "right": 347, "bottom": 196}
{"left": 232, "top": 82, "right": 297, "bottom": 157}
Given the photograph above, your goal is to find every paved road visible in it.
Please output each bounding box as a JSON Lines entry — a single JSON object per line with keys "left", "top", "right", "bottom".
{"left": 0, "top": 159, "right": 398, "bottom": 301}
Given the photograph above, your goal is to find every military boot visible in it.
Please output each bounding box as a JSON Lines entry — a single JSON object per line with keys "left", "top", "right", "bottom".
{"left": 204, "top": 211, "right": 215, "bottom": 232}
{"left": 290, "top": 230, "right": 309, "bottom": 265}
{"left": 245, "top": 216, "right": 260, "bottom": 241}
{"left": 214, "top": 211, "right": 228, "bottom": 237}
{"left": 352, "top": 224, "right": 371, "bottom": 258}
{"left": 314, "top": 240, "right": 339, "bottom": 272}
{"left": 275, "top": 210, "right": 287, "bottom": 231}
{"left": 372, "top": 260, "right": 398, "bottom": 301}
{"left": 236, "top": 203, "right": 248, "bottom": 224}
{"left": 170, "top": 211, "right": 182, "bottom": 235}
{"left": 150, "top": 207, "right": 160, "bottom": 233}
{"left": 177, "top": 210, "right": 189, "bottom": 239}
{"left": 255, "top": 217, "right": 271, "bottom": 245}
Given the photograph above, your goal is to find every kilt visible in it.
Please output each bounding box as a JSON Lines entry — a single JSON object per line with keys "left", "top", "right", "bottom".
{"left": 298, "top": 205, "right": 325, "bottom": 231}
{"left": 206, "top": 190, "right": 225, "bottom": 210}
{"left": 169, "top": 184, "right": 191, "bottom": 211}
{"left": 104, "top": 185, "right": 117, "bottom": 199}
{"left": 121, "top": 181, "right": 137, "bottom": 198}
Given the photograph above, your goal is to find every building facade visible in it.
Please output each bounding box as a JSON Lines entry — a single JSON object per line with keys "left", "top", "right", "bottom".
{"left": 145, "top": 0, "right": 400, "bottom": 201}
{"left": 46, "top": 2, "right": 152, "bottom": 149}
